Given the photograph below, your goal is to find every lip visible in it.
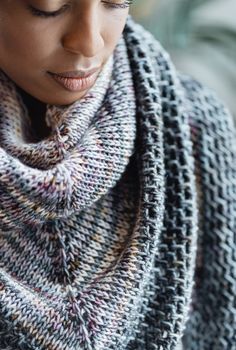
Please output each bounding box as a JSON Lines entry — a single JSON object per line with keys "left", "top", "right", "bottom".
{"left": 48, "top": 68, "right": 100, "bottom": 92}
{"left": 50, "top": 67, "right": 100, "bottom": 78}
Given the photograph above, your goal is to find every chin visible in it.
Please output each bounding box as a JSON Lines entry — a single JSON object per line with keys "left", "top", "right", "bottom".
{"left": 40, "top": 90, "right": 89, "bottom": 106}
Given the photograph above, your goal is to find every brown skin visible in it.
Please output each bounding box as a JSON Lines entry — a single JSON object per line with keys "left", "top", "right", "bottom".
{"left": 0, "top": 0, "right": 129, "bottom": 108}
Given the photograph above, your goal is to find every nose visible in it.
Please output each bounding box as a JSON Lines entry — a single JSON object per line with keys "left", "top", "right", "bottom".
{"left": 61, "top": 6, "right": 105, "bottom": 58}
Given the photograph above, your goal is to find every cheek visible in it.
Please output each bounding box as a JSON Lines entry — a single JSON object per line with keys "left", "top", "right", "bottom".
{"left": 0, "top": 22, "right": 56, "bottom": 72}
{"left": 102, "top": 12, "right": 128, "bottom": 51}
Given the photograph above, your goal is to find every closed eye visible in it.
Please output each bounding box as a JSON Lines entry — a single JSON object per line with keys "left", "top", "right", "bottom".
{"left": 27, "top": 1, "right": 133, "bottom": 18}
{"left": 27, "top": 4, "right": 70, "bottom": 18}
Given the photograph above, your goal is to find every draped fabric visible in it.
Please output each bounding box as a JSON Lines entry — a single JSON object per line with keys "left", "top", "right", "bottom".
{"left": 0, "top": 17, "right": 235, "bottom": 350}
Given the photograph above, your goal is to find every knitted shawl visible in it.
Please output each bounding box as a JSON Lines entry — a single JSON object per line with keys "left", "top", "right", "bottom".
{"left": 0, "top": 17, "right": 235, "bottom": 350}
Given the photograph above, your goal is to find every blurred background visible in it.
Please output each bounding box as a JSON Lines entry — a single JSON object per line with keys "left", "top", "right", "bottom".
{"left": 131, "top": 0, "right": 236, "bottom": 122}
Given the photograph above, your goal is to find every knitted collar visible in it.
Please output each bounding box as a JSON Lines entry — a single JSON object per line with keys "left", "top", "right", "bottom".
{"left": 0, "top": 37, "right": 136, "bottom": 230}
{"left": 1, "top": 16, "right": 235, "bottom": 350}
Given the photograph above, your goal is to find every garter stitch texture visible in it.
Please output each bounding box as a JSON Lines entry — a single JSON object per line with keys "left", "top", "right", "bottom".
{"left": 0, "top": 16, "right": 236, "bottom": 350}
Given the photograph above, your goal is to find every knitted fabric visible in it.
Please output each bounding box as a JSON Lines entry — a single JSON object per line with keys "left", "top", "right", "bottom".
{"left": 0, "top": 16, "right": 236, "bottom": 350}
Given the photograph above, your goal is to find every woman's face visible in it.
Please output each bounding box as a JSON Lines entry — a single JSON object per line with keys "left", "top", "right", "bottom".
{"left": 0, "top": 0, "right": 131, "bottom": 105}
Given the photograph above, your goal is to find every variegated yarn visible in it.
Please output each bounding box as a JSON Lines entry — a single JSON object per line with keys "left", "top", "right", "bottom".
{"left": 0, "top": 17, "right": 236, "bottom": 350}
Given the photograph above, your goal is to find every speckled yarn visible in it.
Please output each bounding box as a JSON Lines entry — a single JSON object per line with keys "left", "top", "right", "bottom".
{"left": 0, "top": 17, "right": 236, "bottom": 350}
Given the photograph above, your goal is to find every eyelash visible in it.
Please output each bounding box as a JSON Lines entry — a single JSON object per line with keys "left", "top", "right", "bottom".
{"left": 27, "top": 1, "right": 133, "bottom": 18}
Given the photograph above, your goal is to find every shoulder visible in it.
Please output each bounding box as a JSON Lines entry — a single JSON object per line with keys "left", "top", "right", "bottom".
{"left": 179, "top": 74, "right": 236, "bottom": 199}
{"left": 179, "top": 74, "right": 235, "bottom": 141}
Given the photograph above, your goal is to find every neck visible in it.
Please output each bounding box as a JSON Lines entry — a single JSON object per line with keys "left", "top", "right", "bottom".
{"left": 16, "top": 86, "right": 51, "bottom": 140}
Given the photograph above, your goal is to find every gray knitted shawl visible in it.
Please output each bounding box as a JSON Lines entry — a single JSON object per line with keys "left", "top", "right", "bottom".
{"left": 0, "top": 17, "right": 235, "bottom": 350}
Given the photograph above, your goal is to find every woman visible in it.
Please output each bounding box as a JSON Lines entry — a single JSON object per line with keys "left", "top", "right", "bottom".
{"left": 0, "top": 1, "right": 235, "bottom": 350}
